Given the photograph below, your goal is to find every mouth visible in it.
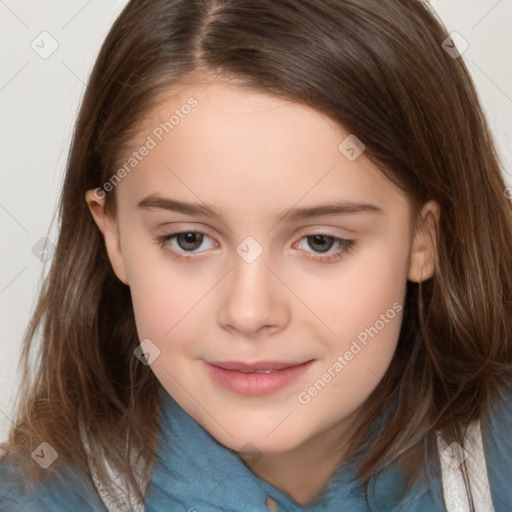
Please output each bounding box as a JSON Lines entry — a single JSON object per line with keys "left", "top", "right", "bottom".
{"left": 205, "top": 359, "right": 315, "bottom": 396}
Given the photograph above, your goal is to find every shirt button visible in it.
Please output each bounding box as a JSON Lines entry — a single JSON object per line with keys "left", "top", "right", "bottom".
{"left": 265, "top": 496, "right": 279, "bottom": 511}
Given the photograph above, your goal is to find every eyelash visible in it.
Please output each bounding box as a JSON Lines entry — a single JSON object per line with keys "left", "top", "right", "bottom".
{"left": 155, "top": 230, "right": 355, "bottom": 263}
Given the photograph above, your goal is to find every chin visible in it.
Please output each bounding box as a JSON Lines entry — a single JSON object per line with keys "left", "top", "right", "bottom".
{"left": 205, "top": 418, "right": 311, "bottom": 454}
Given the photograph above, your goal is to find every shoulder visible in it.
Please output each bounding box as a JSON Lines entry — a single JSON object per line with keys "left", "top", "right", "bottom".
{"left": 0, "top": 456, "right": 107, "bottom": 511}
{"left": 482, "top": 379, "right": 512, "bottom": 510}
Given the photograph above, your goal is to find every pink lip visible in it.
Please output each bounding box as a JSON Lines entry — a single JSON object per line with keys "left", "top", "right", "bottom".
{"left": 205, "top": 360, "right": 315, "bottom": 396}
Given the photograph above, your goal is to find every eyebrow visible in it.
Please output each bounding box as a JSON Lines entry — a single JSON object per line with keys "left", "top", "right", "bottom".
{"left": 137, "top": 195, "right": 384, "bottom": 222}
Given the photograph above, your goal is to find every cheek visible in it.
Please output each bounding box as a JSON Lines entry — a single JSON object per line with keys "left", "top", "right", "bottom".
{"left": 128, "top": 270, "right": 210, "bottom": 353}
{"left": 303, "top": 236, "right": 409, "bottom": 343}
{"left": 297, "top": 301, "right": 405, "bottom": 428}
{"left": 300, "top": 240, "right": 408, "bottom": 401}
{"left": 120, "top": 233, "right": 207, "bottom": 348}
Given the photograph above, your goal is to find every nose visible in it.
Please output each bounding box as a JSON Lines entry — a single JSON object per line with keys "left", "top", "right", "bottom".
{"left": 216, "top": 250, "right": 290, "bottom": 339}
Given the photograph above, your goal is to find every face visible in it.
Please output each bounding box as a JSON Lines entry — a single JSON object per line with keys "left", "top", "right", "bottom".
{"left": 86, "top": 78, "right": 438, "bottom": 456}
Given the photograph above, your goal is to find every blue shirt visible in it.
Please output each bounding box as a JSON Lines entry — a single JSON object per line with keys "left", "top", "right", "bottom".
{"left": 1, "top": 382, "right": 511, "bottom": 511}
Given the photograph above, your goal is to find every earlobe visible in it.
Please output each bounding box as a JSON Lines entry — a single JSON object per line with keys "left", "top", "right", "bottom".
{"left": 408, "top": 200, "right": 440, "bottom": 283}
{"left": 84, "top": 190, "right": 129, "bottom": 285}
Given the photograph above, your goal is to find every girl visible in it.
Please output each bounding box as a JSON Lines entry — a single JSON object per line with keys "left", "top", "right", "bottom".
{"left": 1, "top": 0, "right": 512, "bottom": 510}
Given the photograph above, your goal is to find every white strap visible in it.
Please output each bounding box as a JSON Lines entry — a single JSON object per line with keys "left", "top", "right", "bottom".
{"left": 79, "top": 421, "right": 145, "bottom": 512}
{"left": 437, "top": 420, "right": 495, "bottom": 512}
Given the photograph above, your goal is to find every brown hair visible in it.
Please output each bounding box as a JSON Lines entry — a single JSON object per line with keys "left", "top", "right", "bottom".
{"left": 3, "top": 0, "right": 512, "bottom": 508}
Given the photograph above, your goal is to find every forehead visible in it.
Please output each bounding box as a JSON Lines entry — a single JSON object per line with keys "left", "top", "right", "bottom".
{"left": 113, "top": 79, "right": 410, "bottom": 223}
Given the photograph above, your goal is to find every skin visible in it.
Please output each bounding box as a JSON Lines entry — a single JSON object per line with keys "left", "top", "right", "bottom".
{"left": 86, "top": 77, "right": 439, "bottom": 505}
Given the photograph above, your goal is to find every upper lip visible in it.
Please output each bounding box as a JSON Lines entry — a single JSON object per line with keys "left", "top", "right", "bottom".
{"left": 207, "top": 360, "right": 312, "bottom": 373}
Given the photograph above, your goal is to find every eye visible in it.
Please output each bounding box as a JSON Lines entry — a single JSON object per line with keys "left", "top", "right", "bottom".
{"left": 156, "top": 231, "right": 217, "bottom": 260}
{"left": 294, "top": 233, "right": 355, "bottom": 263}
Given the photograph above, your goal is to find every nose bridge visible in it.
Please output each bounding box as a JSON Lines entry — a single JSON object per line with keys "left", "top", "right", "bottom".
{"left": 216, "top": 237, "right": 288, "bottom": 336}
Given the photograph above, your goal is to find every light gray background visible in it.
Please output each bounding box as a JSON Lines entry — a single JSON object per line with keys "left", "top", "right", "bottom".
{"left": 1, "top": 0, "right": 511, "bottom": 442}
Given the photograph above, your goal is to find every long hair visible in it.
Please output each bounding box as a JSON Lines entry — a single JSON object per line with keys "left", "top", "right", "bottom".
{"left": 2, "top": 0, "right": 512, "bottom": 508}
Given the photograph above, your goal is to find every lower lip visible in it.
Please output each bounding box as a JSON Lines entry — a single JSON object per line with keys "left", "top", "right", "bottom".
{"left": 205, "top": 360, "right": 314, "bottom": 396}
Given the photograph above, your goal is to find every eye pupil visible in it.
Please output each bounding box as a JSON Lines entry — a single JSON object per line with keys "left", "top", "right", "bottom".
{"left": 308, "top": 235, "right": 334, "bottom": 253}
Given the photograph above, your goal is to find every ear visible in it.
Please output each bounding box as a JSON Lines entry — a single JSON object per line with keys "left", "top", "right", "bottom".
{"left": 85, "top": 189, "right": 129, "bottom": 285}
{"left": 408, "top": 200, "right": 440, "bottom": 283}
